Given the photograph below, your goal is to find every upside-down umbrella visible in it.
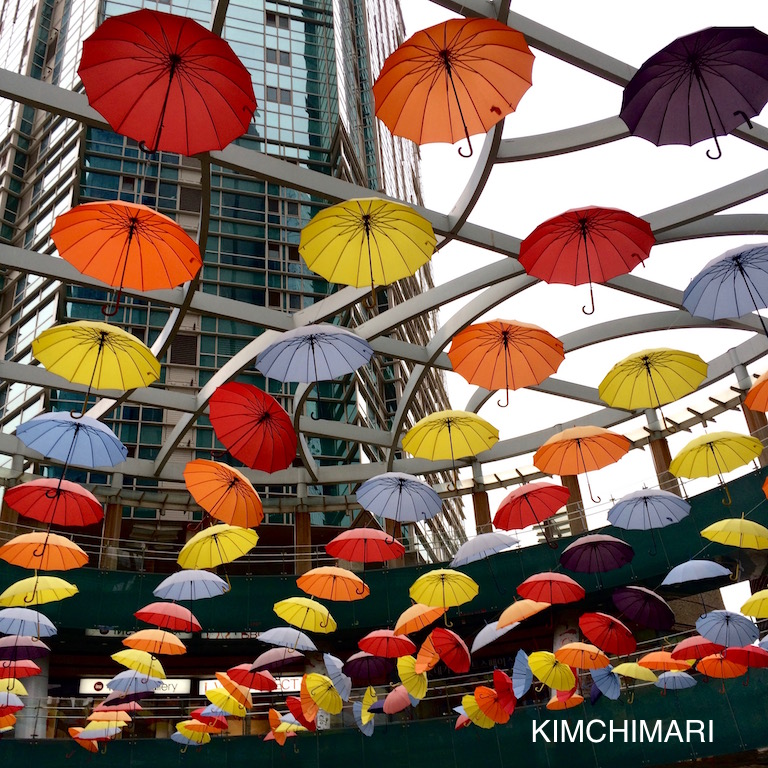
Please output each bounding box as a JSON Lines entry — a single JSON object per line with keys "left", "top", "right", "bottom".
{"left": 134, "top": 602, "right": 201, "bottom": 633}
{"left": 258, "top": 627, "right": 317, "bottom": 652}
{"left": 177, "top": 524, "right": 258, "bottom": 573}
{"left": 33, "top": 321, "right": 160, "bottom": 416}
{"left": 0, "top": 533, "right": 87, "bottom": 571}
{"left": 51, "top": 201, "right": 201, "bottom": 316}
{"left": 343, "top": 651, "right": 394, "bottom": 683}
{"left": 578, "top": 612, "right": 636, "bottom": 655}
{"left": 555, "top": 642, "right": 609, "bottom": 670}
{"left": 325, "top": 528, "right": 405, "bottom": 563}
{"left": 183, "top": 460, "right": 263, "bottom": 528}
{"left": 299, "top": 198, "right": 436, "bottom": 300}
{"left": 493, "top": 481, "right": 570, "bottom": 547}
{"left": 447, "top": 320, "right": 564, "bottom": 407}
{"left": 528, "top": 651, "right": 576, "bottom": 692}
{"left": 208, "top": 382, "right": 297, "bottom": 473}
{"left": 560, "top": 533, "right": 634, "bottom": 587}
{"left": 498, "top": 599, "right": 549, "bottom": 628}
{"left": 612, "top": 585, "right": 675, "bottom": 630}
{"left": 79, "top": 8, "right": 257, "bottom": 155}
{"left": 696, "top": 610, "right": 758, "bottom": 647}
{"left": 519, "top": 206, "right": 655, "bottom": 314}
{"left": 517, "top": 572, "right": 584, "bottom": 605}
{"left": 409, "top": 569, "right": 479, "bottom": 624}
{"left": 297, "top": 566, "right": 369, "bottom": 602}
{"left": 153, "top": 569, "right": 229, "bottom": 601}
{"left": 534, "top": 426, "right": 631, "bottom": 503}
{"left": 394, "top": 603, "right": 446, "bottom": 636}
{"left": 255, "top": 325, "right": 374, "bottom": 383}
{"left": 620, "top": 27, "right": 768, "bottom": 159}
{"left": 671, "top": 635, "right": 724, "bottom": 661}
{"left": 373, "top": 18, "right": 534, "bottom": 157}
{"left": 430, "top": 627, "right": 471, "bottom": 673}
{"left": 3, "top": 478, "right": 104, "bottom": 528}
{"left": 358, "top": 629, "right": 415, "bottom": 658}
{"left": 273, "top": 597, "right": 336, "bottom": 634}
{"left": 471, "top": 620, "right": 517, "bottom": 653}
{"left": 590, "top": 665, "right": 621, "bottom": 700}
{"left": 0, "top": 576, "right": 78, "bottom": 607}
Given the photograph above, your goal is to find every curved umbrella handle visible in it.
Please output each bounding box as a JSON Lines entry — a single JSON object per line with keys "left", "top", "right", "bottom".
{"left": 734, "top": 110, "right": 754, "bottom": 129}
{"left": 721, "top": 485, "right": 733, "bottom": 506}
{"left": 458, "top": 138, "right": 474, "bottom": 158}
{"left": 705, "top": 134, "right": 723, "bottom": 160}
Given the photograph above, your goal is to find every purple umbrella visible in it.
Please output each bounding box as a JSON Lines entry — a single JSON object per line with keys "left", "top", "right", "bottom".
{"left": 343, "top": 651, "right": 395, "bottom": 683}
{"left": 0, "top": 635, "right": 50, "bottom": 660}
{"left": 560, "top": 533, "right": 634, "bottom": 587}
{"left": 612, "top": 585, "right": 675, "bottom": 630}
{"left": 620, "top": 27, "right": 768, "bottom": 160}
{"left": 251, "top": 646, "right": 305, "bottom": 671}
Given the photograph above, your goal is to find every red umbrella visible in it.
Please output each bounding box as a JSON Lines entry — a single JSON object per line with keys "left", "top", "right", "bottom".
{"left": 0, "top": 659, "right": 40, "bottom": 680}
{"left": 578, "top": 612, "right": 636, "bottom": 655}
{"left": 78, "top": 9, "right": 257, "bottom": 156}
{"left": 189, "top": 707, "right": 228, "bottom": 730}
{"left": 430, "top": 628, "right": 471, "bottom": 673}
{"left": 325, "top": 529, "right": 405, "bottom": 563}
{"left": 286, "top": 696, "right": 317, "bottom": 732}
{"left": 358, "top": 630, "right": 416, "bottom": 658}
{"left": 722, "top": 645, "right": 768, "bottom": 668}
{"left": 517, "top": 572, "right": 585, "bottom": 604}
{"left": 226, "top": 664, "right": 277, "bottom": 692}
{"left": 519, "top": 206, "right": 655, "bottom": 314}
{"left": 493, "top": 482, "right": 569, "bottom": 548}
{"left": 493, "top": 669, "right": 516, "bottom": 715}
{"left": 671, "top": 635, "right": 724, "bottom": 661}
{"left": 209, "top": 383, "right": 297, "bottom": 474}
{"left": 4, "top": 478, "right": 103, "bottom": 527}
{"left": 134, "top": 602, "right": 201, "bottom": 633}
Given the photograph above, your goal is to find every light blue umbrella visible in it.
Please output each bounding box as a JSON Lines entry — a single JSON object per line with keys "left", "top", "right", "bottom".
{"left": 661, "top": 560, "right": 731, "bottom": 586}
{"left": 353, "top": 700, "right": 374, "bottom": 737}
{"left": 107, "top": 670, "right": 163, "bottom": 695}
{"left": 323, "top": 652, "right": 352, "bottom": 701}
{"left": 16, "top": 412, "right": 127, "bottom": 467}
{"left": 171, "top": 732, "right": 204, "bottom": 747}
{"left": 696, "top": 610, "right": 758, "bottom": 647}
{"left": 153, "top": 570, "right": 229, "bottom": 601}
{"left": 608, "top": 489, "right": 690, "bottom": 530}
{"left": 356, "top": 472, "right": 442, "bottom": 523}
{"left": 0, "top": 691, "right": 23, "bottom": 709}
{"left": 470, "top": 620, "right": 517, "bottom": 653}
{"left": 512, "top": 649, "right": 533, "bottom": 699}
{"left": 682, "top": 244, "right": 768, "bottom": 336}
{"left": 0, "top": 608, "right": 57, "bottom": 638}
{"left": 590, "top": 665, "right": 621, "bottom": 700}
{"left": 655, "top": 671, "right": 697, "bottom": 692}
{"left": 259, "top": 627, "right": 317, "bottom": 652}
{"left": 199, "top": 704, "right": 229, "bottom": 718}
{"left": 255, "top": 324, "right": 374, "bottom": 383}
{"left": 450, "top": 532, "right": 518, "bottom": 567}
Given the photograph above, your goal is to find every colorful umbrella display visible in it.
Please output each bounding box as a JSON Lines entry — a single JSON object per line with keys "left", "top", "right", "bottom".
{"left": 356, "top": 472, "right": 442, "bottom": 524}
{"left": 620, "top": 27, "right": 768, "bottom": 159}
{"left": 208, "top": 382, "right": 297, "bottom": 473}
{"left": 493, "top": 482, "right": 570, "bottom": 546}
{"left": 447, "top": 320, "right": 564, "bottom": 407}
{"left": 373, "top": 18, "right": 534, "bottom": 156}
{"left": 3, "top": 478, "right": 104, "bottom": 528}
{"left": 79, "top": 8, "right": 257, "bottom": 155}
{"left": 519, "top": 206, "right": 655, "bottom": 314}
{"left": 325, "top": 528, "right": 405, "bottom": 563}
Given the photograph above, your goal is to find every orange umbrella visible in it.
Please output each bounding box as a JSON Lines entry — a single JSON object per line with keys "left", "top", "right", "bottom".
{"left": 183, "top": 459, "right": 263, "bottom": 528}
{"left": 214, "top": 672, "right": 252, "bottom": 709}
{"left": 394, "top": 603, "right": 446, "bottom": 635}
{"left": 0, "top": 532, "right": 87, "bottom": 571}
{"left": 498, "top": 599, "right": 550, "bottom": 628}
{"left": 299, "top": 675, "right": 319, "bottom": 722}
{"left": 533, "top": 426, "right": 631, "bottom": 503}
{"left": 474, "top": 685, "right": 509, "bottom": 724}
{"left": 638, "top": 651, "right": 692, "bottom": 672}
{"left": 373, "top": 18, "right": 534, "bottom": 157}
{"left": 744, "top": 370, "right": 768, "bottom": 412}
{"left": 122, "top": 629, "right": 186, "bottom": 656}
{"left": 447, "top": 320, "right": 564, "bottom": 407}
{"left": 697, "top": 653, "right": 747, "bottom": 692}
{"left": 554, "top": 642, "right": 609, "bottom": 670}
{"left": 296, "top": 566, "right": 369, "bottom": 602}
{"left": 546, "top": 693, "right": 584, "bottom": 710}
{"left": 414, "top": 634, "right": 440, "bottom": 674}
{"left": 68, "top": 727, "right": 98, "bottom": 753}
{"left": 51, "top": 201, "right": 201, "bottom": 316}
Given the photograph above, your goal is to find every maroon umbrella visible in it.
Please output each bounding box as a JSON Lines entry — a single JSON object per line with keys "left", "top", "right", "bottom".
{"left": 517, "top": 572, "right": 585, "bottom": 604}
{"left": 343, "top": 651, "right": 394, "bottom": 683}
{"left": 559, "top": 533, "right": 634, "bottom": 583}
{"left": 251, "top": 646, "right": 305, "bottom": 671}
{"left": 0, "top": 636, "right": 50, "bottom": 661}
{"left": 620, "top": 27, "right": 768, "bottom": 160}
{"left": 612, "top": 585, "right": 675, "bottom": 631}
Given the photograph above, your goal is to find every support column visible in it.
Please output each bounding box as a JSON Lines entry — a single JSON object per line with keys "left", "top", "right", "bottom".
{"left": 14, "top": 655, "right": 48, "bottom": 738}
{"left": 733, "top": 361, "right": 768, "bottom": 467}
{"left": 560, "top": 475, "right": 587, "bottom": 535}
{"left": 472, "top": 463, "right": 492, "bottom": 534}
{"left": 98, "top": 501, "right": 122, "bottom": 570}
{"left": 295, "top": 482, "right": 312, "bottom": 575}
{"left": 645, "top": 410, "right": 682, "bottom": 496}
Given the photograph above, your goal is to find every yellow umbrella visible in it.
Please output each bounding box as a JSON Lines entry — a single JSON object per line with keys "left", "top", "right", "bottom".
{"left": 177, "top": 524, "right": 258, "bottom": 570}
{"left": 273, "top": 596, "right": 337, "bottom": 634}
{"left": 528, "top": 651, "right": 576, "bottom": 692}
{"left": 0, "top": 575, "right": 78, "bottom": 607}
{"left": 215, "top": 672, "right": 252, "bottom": 709}
{"left": 122, "top": 629, "right": 186, "bottom": 656}
{"left": 304, "top": 672, "right": 343, "bottom": 715}
{"left": 461, "top": 694, "right": 495, "bottom": 729}
{"left": 110, "top": 649, "right": 166, "bottom": 679}
{"left": 741, "top": 588, "right": 768, "bottom": 618}
{"left": 394, "top": 603, "right": 446, "bottom": 635}
{"left": 205, "top": 686, "right": 246, "bottom": 717}
{"left": 361, "top": 686, "right": 377, "bottom": 725}
{"left": 176, "top": 721, "right": 212, "bottom": 744}
{"left": 32, "top": 321, "right": 160, "bottom": 415}
{"left": 409, "top": 569, "right": 478, "bottom": 624}
{"left": 299, "top": 197, "right": 436, "bottom": 297}
{"left": 701, "top": 516, "right": 768, "bottom": 578}
{"left": 397, "top": 655, "right": 428, "bottom": 700}
{"left": 612, "top": 662, "right": 658, "bottom": 682}
{"left": 497, "top": 599, "right": 550, "bottom": 628}
{"left": 1, "top": 679, "right": 27, "bottom": 696}
{"left": 0, "top": 532, "right": 88, "bottom": 571}
{"left": 554, "top": 641, "right": 609, "bottom": 670}
{"left": 402, "top": 410, "right": 499, "bottom": 466}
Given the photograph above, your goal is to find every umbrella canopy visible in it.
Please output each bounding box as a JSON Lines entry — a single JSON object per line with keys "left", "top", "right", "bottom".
{"left": 741, "top": 589, "right": 768, "bottom": 618}
{"left": 226, "top": 664, "right": 277, "bottom": 692}
{"left": 493, "top": 481, "right": 570, "bottom": 546}
{"left": 402, "top": 410, "right": 499, "bottom": 464}
{"left": 555, "top": 642, "right": 609, "bottom": 670}
{"left": 68, "top": 728, "right": 98, "bottom": 753}
{"left": 661, "top": 559, "right": 731, "bottom": 587}
{"left": 700, "top": 517, "right": 768, "bottom": 550}
{"left": 430, "top": 627, "right": 471, "bottom": 673}
{"left": 122, "top": 629, "right": 186, "bottom": 656}
{"left": 638, "top": 651, "right": 691, "bottom": 672}
{"left": 297, "top": 566, "right": 369, "bottom": 602}
{"left": 323, "top": 653, "right": 352, "bottom": 702}
{"left": 656, "top": 671, "right": 697, "bottom": 692}
{"left": 528, "top": 651, "right": 576, "bottom": 691}
{"left": 745, "top": 368, "right": 768, "bottom": 412}
{"left": 397, "top": 655, "right": 427, "bottom": 700}
{"left": 696, "top": 610, "right": 758, "bottom": 647}
{"left": 409, "top": 569, "right": 479, "bottom": 611}
{"left": 519, "top": 206, "right": 655, "bottom": 314}
{"left": 0, "top": 637, "right": 51, "bottom": 661}
{"left": 697, "top": 653, "right": 747, "bottom": 680}
{"left": 461, "top": 694, "right": 495, "bottom": 728}
{"left": 107, "top": 670, "right": 163, "bottom": 695}
{"left": 498, "top": 599, "right": 550, "bottom": 628}
{"left": 177, "top": 524, "right": 258, "bottom": 569}
{"left": 473, "top": 685, "right": 509, "bottom": 725}
{"left": 394, "top": 603, "right": 446, "bottom": 636}
{"left": 304, "top": 673, "right": 343, "bottom": 715}
{"left": 215, "top": 671, "right": 252, "bottom": 708}
{"left": 517, "top": 572, "right": 584, "bottom": 604}
{"left": 492, "top": 669, "right": 516, "bottom": 715}
{"left": 356, "top": 472, "right": 442, "bottom": 524}
{"left": 578, "top": 612, "right": 636, "bottom": 655}
{"left": 0, "top": 660, "right": 40, "bottom": 681}
{"left": 723, "top": 645, "right": 768, "bottom": 668}
{"left": 547, "top": 693, "right": 584, "bottom": 710}
{"left": 285, "top": 695, "right": 316, "bottom": 731}
{"left": 612, "top": 585, "right": 675, "bottom": 630}
{"left": 205, "top": 686, "right": 246, "bottom": 717}
{"left": 471, "top": 621, "right": 517, "bottom": 653}
{"left": 258, "top": 627, "right": 317, "bottom": 652}
{"left": 373, "top": 18, "right": 534, "bottom": 156}
{"left": 560, "top": 533, "right": 634, "bottom": 574}
{"left": 251, "top": 647, "right": 305, "bottom": 671}
{"left": 0, "top": 532, "right": 87, "bottom": 571}
{"left": 0, "top": 609, "right": 58, "bottom": 641}
{"left": 0, "top": 576, "right": 78, "bottom": 607}
{"left": 343, "top": 651, "right": 394, "bottom": 683}
{"left": 273, "top": 597, "right": 336, "bottom": 634}
{"left": 183, "top": 460, "right": 263, "bottom": 528}
{"left": 134, "top": 602, "right": 201, "bottom": 632}
{"left": 153, "top": 569, "right": 229, "bottom": 601}
{"left": 384, "top": 684, "right": 413, "bottom": 715}
{"left": 299, "top": 197, "right": 436, "bottom": 292}
{"left": 450, "top": 532, "right": 518, "bottom": 567}
{"left": 352, "top": 700, "right": 374, "bottom": 737}
{"left": 612, "top": 662, "right": 658, "bottom": 683}
{"left": 111, "top": 649, "right": 165, "bottom": 679}
{"left": 209, "top": 382, "right": 296, "bottom": 473}
{"left": 414, "top": 634, "right": 440, "bottom": 674}
{"left": 590, "top": 665, "right": 621, "bottom": 700}
{"left": 4, "top": 478, "right": 103, "bottom": 528}
{"left": 79, "top": 8, "right": 256, "bottom": 155}
{"left": 358, "top": 629, "right": 416, "bottom": 658}
{"left": 16, "top": 412, "right": 127, "bottom": 468}
{"left": 608, "top": 489, "right": 691, "bottom": 531}
{"left": 670, "top": 432, "right": 763, "bottom": 486}
{"left": 447, "top": 320, "right": 564, "bottom": 407}
{"left": 512, "top": 650, "right": 533, "bottom": 698}
{"left": 325, "top": 528, "right": 405, "bottom": 563}
{"left": 620, "top": 27, "right": 768, "bottom": 158}
{"left": 671, "top": 635, "right": 725, "bottom": 661}
{"left": 255, "top": 324, "right": 373, "bottom": 383}
{"left": 598, "top": 349, "right": 707, "bottom": 411}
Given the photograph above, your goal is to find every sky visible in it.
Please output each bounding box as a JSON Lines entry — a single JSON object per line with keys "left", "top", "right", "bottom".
{"left": 396, "top": 1, "right": 768, "bottom": 609}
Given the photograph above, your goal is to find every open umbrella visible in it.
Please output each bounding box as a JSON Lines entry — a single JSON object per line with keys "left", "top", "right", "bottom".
{"left": 257, "top": 627, "right": 316, "bottom": 652}
{"left": 208, "top": 382, "right": 296, "bottom": 473}
{"left": 555, "top": 642, "right": 609, "bottom": 670}
{"left": 470, "top": 621, "right": 517, "bottom": 653}
{"left": 671, "top": 635, "right": 724, "bottom": 661}
{"left": 450, "top": 532, "right": 518, "bottom": 567}
{"left": 323, "top": 653, "right": 352, "bottom": 702}
{"left": 51, "top": 201, "right": 201, "bottom": 316}
{"left": 472, "top": 685, "right": 509, "bottom": 724}
{"left": 612, "top": 585, "right": 675, "bottom": 630}
{"left": 352, "top": 700, "right": 374, "bottom": 737}
{"left": 303, "top": 673, "right": 342, "bottom": 715}
{"left": 638, "top": 651, "right": 691, "bottom": 672}
{"left": 696, "top": 610, "right": 758, "bottom": 647}
{"left": 226, "top": 664, "right": 277, "bottom": 692}
{"left": 397, "top": 655, "right": 427, "bottom": 700}
{"left": 205, "top": 687, "right": 246, "bottom": 717}
{"left": 408, "top": 568, "right": 479, "bottom": 624}
{"left": 134, "top": 602, "right": 201, "bottom": 633}
{"left": 533, "top": 426, "right": 631, "bottom": 503}
{"left": 183, "top": 460, "right": 263, "bottom": 528}
{"left": 111, "top": 649, "right": 165, "bottom": 679}
{"left": 297, "top": 566, "right": 369, "bottom": 602}
{"left": 373, "top": 17, "right": 534, "bottom": 157}
{"left": 578, "top": 612, "right": 636, "bottom": 655}
{"left": 661, "top": 560, "right": 732, "bottom": 614}
{"left": 697, "top": 653, "right": 747, "bottom": 692}
{"left": 620, "top": 27, "right": 768, "bottom": 159}
{"left": 741, "top": 589, "right": 768, "bottom": 618}
{"left": 461, "top": 694, "right": 495, "bottom": 728}
{"left": 414, "top": 634, "right": 440, "bottom": 674}
{"left": 358, "top": 629, "right": 415, "bottom": 658}
{"left": 285, "top": 696, "right": 316, "bottom": 731}
{"left": 560, "top": 533, "right": 634, "bottom": 586}
{"left": 0, "top": 637, "right": 51, "bottom": 661}
{"left": 325, "top": 528, "right": 405, "bottom": 563}
{"left": 512, "top": 650, "right": 533, "bottom": 698}
{"left": 394, "top": 603, "right": 446, "bottom": 636}
{"left": 493, "top": 481, "right": 570, "bottom": 547}
{"left": 519, "top": 206, "right": 655, "bottom": 314}
{"left": 0, "top": 660, "right": 40, "bottom": 681}
{"left": 122, "top": 629, "right": 186, "bottom": 656}
{"left": 343, "top": 651, "right": 394, "bottom": 683}
{"left": 517, "top": 572, "right": 584, "bottom": 604}
{"left": 255, "top": 325, "right": 373, "bottom": 383}
{"left": 447, "top": 320, "right": 564, "bottom": 407}
{"left": 79, "top": 8, "right": 257, "bottom": 155}
{"left": 528, "top": 651, "right": 575, "bottom": 692}
{"left": 356, "top": 472, "right": 442, "bottom": 525}
{"left": 613, "top": 662, "right": 658, "bottom": 683}
{"left": 498, "top": 599, "right": 549, "bottom": 628}
{"left": 700, "top": 516, "right": 768, "bottom": 563}
{"left": 177, "top": 524, "right": 258, "bottom": 575}
{"left": 590, "top": 665, "right": 621, "bottom": 700}
{"left": 4, "top": 478, "right": 103, "bottom": 528}
{"left": 384, "top": 684, "right": 413, "bottom": 715}
{"left": 153, "top": 569, "right": 229, "bottom": 601}
{"left": 251, "top": 647, "right": 304, "bottom": 671}
{"left": 745, "top": 368, "right": 768, "bottom": 412}
{"left": 0, "top": 532, "right": 87, "bottom": 571}
{"left": 273, "top": 597, "right": 336, "bottom": 634}
{"left": 430, "top": 627, "right": 471, "bottom": 673}
{"left": 655, "top": 671, "right": 697, "bottom": 694}
{"left": 0, "top": 576, "right": 78, "bottom": 607}
{"left": 0, "top": 608, "right": 56, "bottom": 638}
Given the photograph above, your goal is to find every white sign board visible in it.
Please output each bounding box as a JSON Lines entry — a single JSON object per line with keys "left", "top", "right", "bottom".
{"left": 79, "top": 678, "right": 191, "bottom": 695}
